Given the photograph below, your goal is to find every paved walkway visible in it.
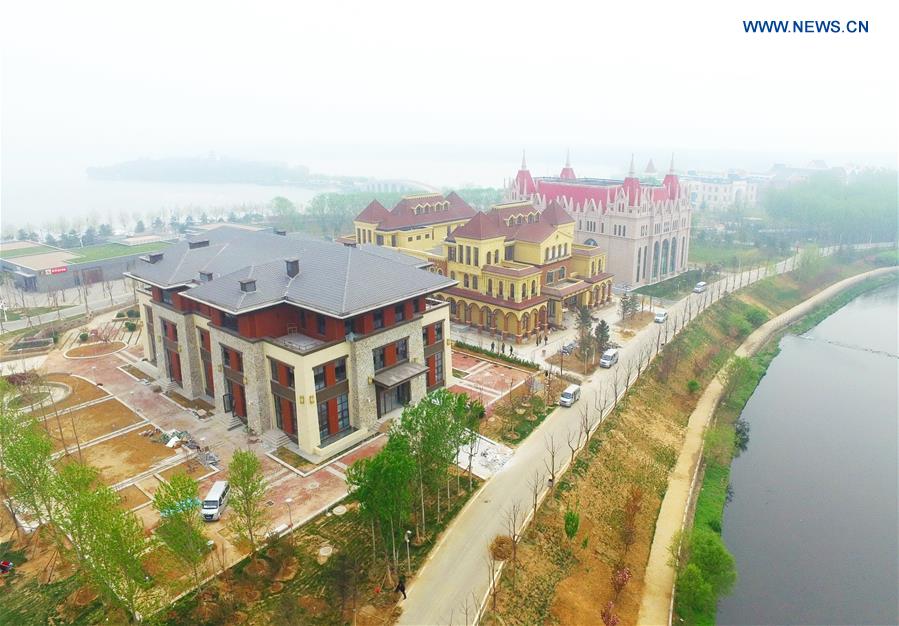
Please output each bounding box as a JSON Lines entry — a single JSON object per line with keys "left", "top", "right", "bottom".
{"left": 636, "top": 265, "right": 898, "bottom": 626}
{"left": 0, "top": 278, "right": 135, "bottom": 332}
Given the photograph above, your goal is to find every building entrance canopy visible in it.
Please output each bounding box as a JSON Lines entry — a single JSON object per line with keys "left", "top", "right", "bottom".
{"left": 372, "top": 361, "right": 428, "bottom": 389}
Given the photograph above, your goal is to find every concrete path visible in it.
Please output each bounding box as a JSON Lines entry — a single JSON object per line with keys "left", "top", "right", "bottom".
{"left": 636, "top": 265, "right": 898, "bottom": 626}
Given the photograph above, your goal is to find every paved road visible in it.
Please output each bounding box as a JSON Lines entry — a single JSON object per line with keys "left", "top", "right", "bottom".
{"left": 0, "top": 280, "right": 135, "bottom": 332}
{"left": 397, "top": 247, "right": 866, "bottom": 625}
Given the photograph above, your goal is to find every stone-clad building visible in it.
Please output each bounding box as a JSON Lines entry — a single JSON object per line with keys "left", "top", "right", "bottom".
{"left": 348, "top": 193, "right": 614, "bottom": 342}
{"left": 506, "top": 153, "right": 692, "bottom": 287}
{"left": 127, "top": 226, "right": 455, "bottom": 461}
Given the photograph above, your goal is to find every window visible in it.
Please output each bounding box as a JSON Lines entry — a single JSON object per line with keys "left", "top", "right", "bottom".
{"left": 395, "top": 303, "right": 405, "bottom": 322}
{"left": 559, "top": 266, "right": 566, "bottom": 279}
{"left": 221, "top": 347, "right": 242, "bottom": 371}
{"left": 473, "top": 248, "right": 479, "bottom": 266}
{"left": 509, "top": 283, "right": 516, "bottom": 300}
{"left": 422, "top": 326, "right": 429, "bottom": 345}
{"left": 373, "top": 310, "right": 384, "bottom": 329}
{"left": 434, "top": 321, "right": 443, "bottom": 341}
{"left": 373, "top": 347, "right": 386, "bottom": 370}
{"left": 344, "top": 318, "right": 354, "bottom": 336}
{"left": 162, "top": 290, "right": 173, "bottom": 305}
{"left": 334, "top": 358, "right": 347, "bottom": 382}
{"left": 270, "top": 360, "right": 279, "bottom": 381}
{"left": 336, "top": 393, "right": 350, "bottom": 431}
{"left": 463, "top": 274, "right": 469, "bottom": 288}
{"left": 396, "top": 338, "right": 408, "bottom": 361}
{"left": 376, "top": 235, "right": 384, "bottom": 246}
{"left": 314, "top": 365, "right": 326, "bottom": 390}
{"left": 472, "top": 276, "right": 478, "bottom": 290}
{"left": 448, "top": 247, "right": 456, "bottom": 261}
{"left": 316, "top": 314, "right": 326, "bottom": 335}
{"left": 434, "top": 351, "right": 444, "bottom": 385}
{"left": 465, "top": 246, "right": 471, "bottom": 265}
{"left": 487, "top": 279, "right": 493, "bottom": 295}
{"left": 318, "top": 402, "right": 329, "bottom": 439}
{"left": 285, "top": 365, "right": 295, "bottom": 388}
{"left": 547, "top": 270, "right": 554, "bottom": 283}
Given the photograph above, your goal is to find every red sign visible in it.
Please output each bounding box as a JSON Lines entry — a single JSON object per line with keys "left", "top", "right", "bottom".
{"left": 44, "top": 266, "right": 68, "bottom": 275}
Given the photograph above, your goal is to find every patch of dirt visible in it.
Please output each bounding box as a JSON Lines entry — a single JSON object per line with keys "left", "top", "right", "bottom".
{"left": 615, "top": 310, "right": 656, "bottom": 331}
{"left": 164, "top": 391, "right": 214, "bottom": 412}
{"left": 273, "top": 556, "right": 299, "bottom": 581}
{"left": 159, "top": 459, "right": 210, "bottom": 482}
{"left": 298, "top": 594, "right": 327, "bottom": 615}
{"left": 65, "top": 341, "right": 126, "bottom": 358}
{"left": 244, "top": 558, "right": 270, "bottom": 578}
{"left": 41, "top": 398, "right": 143, "bottom": 452}
{"left": 120, "top": 364, "right": 153, "bottom": 383}
{"left": 60, "top": 429, "right": 177, "bottom": 485}
{"left": 70, "top": 585, "right": 98, "bottom": 607}
{"left": 233, "top": 583, "right": 262, "bottom": 604}
{"left": 28, "top": 373, "right": 108, "bottom": 416}
{"left": 117, "top": 484, "right": 150, "bottom": 510}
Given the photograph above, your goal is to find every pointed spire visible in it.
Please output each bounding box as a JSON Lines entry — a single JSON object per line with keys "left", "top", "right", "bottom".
{"left": 669, "top": 152, "right": 675, "bottom": 174}
{"left": 521, "top": 149, "right": 528, "bottom": 170}
{"left": 628, "top": 153, "right": 635, "bottom": 177}
{"left": 565, "top": 148, "right": 571, "bottom": 168}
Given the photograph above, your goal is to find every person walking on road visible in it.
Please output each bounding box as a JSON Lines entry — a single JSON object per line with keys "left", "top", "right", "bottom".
{"left": 395, "top": 575, "right": 407, "bottom": 599}
{"left": 491, "top": 341, "right": 495, "bottom": 352}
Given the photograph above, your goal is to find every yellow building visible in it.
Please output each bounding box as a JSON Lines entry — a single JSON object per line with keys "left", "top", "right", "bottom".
{"left": 350, "top": 195, "right": 614, "bottom": 343}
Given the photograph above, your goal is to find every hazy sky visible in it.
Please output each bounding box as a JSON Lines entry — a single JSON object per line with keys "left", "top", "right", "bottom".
{"left": 1, "top": 0, "right": 897, "bottom": 224}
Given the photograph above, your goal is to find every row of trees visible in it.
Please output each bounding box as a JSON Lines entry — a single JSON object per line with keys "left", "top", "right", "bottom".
{"left": 0, "top": 379, "right": 270, "bottom": 621}
{"left": 346, "top": 389, "right": 483, "bottom": 584}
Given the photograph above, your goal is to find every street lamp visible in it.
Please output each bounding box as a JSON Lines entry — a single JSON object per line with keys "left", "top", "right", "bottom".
{"left": 285, "top": 497, "right": 294, "bottom": 530}
{"left": 404, "top": 530, "right": 412, "bottom": 573}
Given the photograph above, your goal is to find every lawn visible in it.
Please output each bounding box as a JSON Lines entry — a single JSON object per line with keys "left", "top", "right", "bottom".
{"left": 689, "top": 242, "right": 782, "bottom": 268}
{"left": 66, "top": 241, "right": 170, "bottom": 263}
{"left": 0, "top": 244, "right": 55, "bottom": 259}
{"left": 2, "top": 305, "right": 73, "bottom": 321}
{"left": 634, "top": 268, "right": 714, "bottom": 299}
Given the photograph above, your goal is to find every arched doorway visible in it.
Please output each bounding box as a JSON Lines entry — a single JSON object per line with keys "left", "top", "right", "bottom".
{"left": 661, "top": 239, "right": 670, "bottom": 276}
{"left": 652, "top": 242, "right": 660, "bottom": 278}
{"left": 669, "top": 238, "right": 678, "bottom": 273}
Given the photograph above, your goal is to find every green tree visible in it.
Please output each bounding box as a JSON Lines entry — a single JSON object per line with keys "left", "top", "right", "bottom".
{"left": 55, "top": 462, "right": 153, "bottom": 622}
{"left": 720, "top": 356, "right": 755, "bottom": 406}
{"left": 98, "top": 223, "right": 113, "bottom": 237}
{"left": 618, "top": 293, "right": 632, "bottom": 320}
{"left": 676, "top": 563, "right": 715, "bottom": 617}
{"left": 227, "top": 450, "right": 268, "bottom": 555}
{"left": 346, "top": 433, "right": 416, "bottom": 580}
{"left": 796, "top": 244, "right": 824, "bottom": 280}
{"left": 594, "top": 319, "right": 611, "bottom": 354}
{"left": 690, "top": 531, "right": 737, "bottom": 596}
{"left": 135, "top": 219, "right": 146, "bottom": 233}
{"left": 575, "top": 305, "right": 594, "bottom": 371}
{"left": 152, "top": 472, "right": 208, "bottom": 585}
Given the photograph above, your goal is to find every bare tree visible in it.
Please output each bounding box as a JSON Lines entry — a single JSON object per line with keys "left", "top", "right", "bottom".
{"left": 566, "top": 429, "right": 581, "bottom": 467}
{"left": 504, "top": 501, "right": 524, "bottom": 591}
{"left": 528, "top": 469, "right": 543, "bottom": 522}
{"left": 486, "top": 551, "right": 499, "bottom": 611}
{"left": 543, "top": 434, "right": 559, "bottom": 488}
{"left": 579, "top": 408, "right": 591, "bottom": 449}
{"left": 624, "top": 357, "right": 638, "bottom": 387}
{"left": 655, "top": 326, "right": 663, "bottom": 355}
{"left": 638, "top": 343, "right": 653, "bottom": 376}
{"left": 611, "top": 368, "right": 622, "bottom": 402}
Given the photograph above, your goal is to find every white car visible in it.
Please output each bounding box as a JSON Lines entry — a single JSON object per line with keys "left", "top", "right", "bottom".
{"left": 654, "top": 310, "right": 668, "bottom": 323}
{"left": 693, "top": 281, "right": 708, "bottom": 293}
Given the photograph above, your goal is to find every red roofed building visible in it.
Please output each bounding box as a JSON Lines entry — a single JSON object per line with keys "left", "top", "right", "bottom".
{"left": 507, "top": 152, "right": 693, "bottom": 287}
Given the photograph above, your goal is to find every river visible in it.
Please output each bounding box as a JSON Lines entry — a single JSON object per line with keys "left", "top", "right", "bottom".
{"left": 717, "top": 282, "right": 899, "bottom": 625}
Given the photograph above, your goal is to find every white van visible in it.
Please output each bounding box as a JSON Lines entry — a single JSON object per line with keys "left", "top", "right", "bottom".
{"left": 202, "top": 480, "right": 230, "bottom": 522}
{"left": 599, "top": 349, "right": 619, "bottom": 368}
{"left": 654, "top": 310, "right": 668, "bottom": 323}
{"left": 693, "top": 281, "right": 708, "bottom": 293}
{"left": 559, "top": 384, "right": 581, "bottom": 407}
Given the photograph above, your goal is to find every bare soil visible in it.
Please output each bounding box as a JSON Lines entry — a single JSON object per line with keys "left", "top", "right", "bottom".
{"left": 28, "top": 374, "right": 108, "bottom": 416}
{"left": 164, "top": 391, "right": 214, "bottom": 412}
{"left": 615, "top": 310, "right": 656, "bottom": 331}
{"left": 159, "top": 459, "right": 210, "bottom": 482}
{"left": 41, "top": 398, "right": 144, "bottom": 452}
{"left": 61, "top": 429, "right": 178, "bottom": 485}
{"left": 120, "top": 364, "right": 153, "bottom": 382}
{"left": 65, "top": 341, "right": 126, "bottom": 358}
{"left": 117, "top": 484, "right": 150, "bottom": 510}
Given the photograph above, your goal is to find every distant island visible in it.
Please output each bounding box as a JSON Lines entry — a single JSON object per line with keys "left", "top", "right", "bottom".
{"left": 86, "top": 154, "right": 364, "bottom": 189}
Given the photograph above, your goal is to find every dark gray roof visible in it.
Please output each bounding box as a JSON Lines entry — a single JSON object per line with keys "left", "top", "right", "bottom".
{"left": 127, "top": 226, "right": 455, "bottom": 317}
{"left": 356, "top": 244, "right": 431, "bottom": 268}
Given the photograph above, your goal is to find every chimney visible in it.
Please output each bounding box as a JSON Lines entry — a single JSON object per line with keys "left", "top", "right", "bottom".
{"left": 239, "top": 278, "right": 257, "bottom": 293}
{"left": 286, "top": 258, "right": 300, "bottom": 278}
{"left": 144, "top": 252, "right": 164, "bottom": 264}
{"left": 188, "top": 239, "right": 210, "bottom": 249}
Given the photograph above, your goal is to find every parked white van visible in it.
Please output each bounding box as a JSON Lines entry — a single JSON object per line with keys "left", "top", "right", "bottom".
{"left": 693, "top": 281, "right": 708, "bottom": 293}
{"left": 559, "top": 384, "right": 581, "bottom": 407}
{"left": 654, "top": 310, "right": 668, "bottom": 323}
{"left": 599, "top": 349, "right": 619, "bottom": 368}
{"left": 202, "top": 480, "right": 230, "bottom": 522}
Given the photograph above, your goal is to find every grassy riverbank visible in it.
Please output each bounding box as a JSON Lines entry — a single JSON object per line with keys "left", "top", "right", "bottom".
{"left": 675, "top": 270, "right": 897, "bottom": 625}
{"left": 485, "top": 248, "right": 895, "bottom": 626}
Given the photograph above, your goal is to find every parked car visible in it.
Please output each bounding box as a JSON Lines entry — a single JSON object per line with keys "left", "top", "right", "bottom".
{"left": 654, "top": 310, "right": 668, "bottom": 323}
{"left": 693, "top": 281, "right": 708, "bottom": 293}
{"left": 202, "top": 480, "right": 230, "bottom": 522}
{"left": 599, "top": 349, "right": 619, "bottom": 368}
{"left": 559, "top": 384, "right": 581, "bottom": 407}
{"left": 561, "top": 341, "right": 576, "bottom": 355}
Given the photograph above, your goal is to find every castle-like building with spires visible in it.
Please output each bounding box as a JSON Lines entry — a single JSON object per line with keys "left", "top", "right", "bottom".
{"left": 506, "top": 153, "right": 693, "bottom": 287}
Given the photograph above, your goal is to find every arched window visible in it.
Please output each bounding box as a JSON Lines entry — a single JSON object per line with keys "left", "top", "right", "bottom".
{"left": 545, "top": 248, "right": 550, "bottom": 262}
{"left": 499, "top": 282, "right": 504, "bottom": 296}
{"left": 559, "top": 266, "right": 566, "bottom": 279}
{"left": 450, "top": 271, "right": 456, "bottom": 280}
{"left": 510, "top": 283, "right": 516, "bottom": 299}
{"left": 527, "top": 213, "right": 535, "bottom": 223}
{"left": 487, "top": 279, "right": 493, "bottom": 295}
{"left": 495, "top": 249, "right": 500, "bottom": 264}
{"left": 517, "top": 215, "right": 523, "bottom": 225}
{"left": 531, "top": 280, "right": 537, "bottom": 296}
{"left": 563, "top": 243, "right": 568, "bottom": 256}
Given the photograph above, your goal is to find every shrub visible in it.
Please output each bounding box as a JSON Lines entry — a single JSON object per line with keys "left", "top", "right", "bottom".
{"left": 79, "top": 332, "right": 89, "bottom": 342}
{"left": 564, "top": 509, "right": 580, "bottom": 541}
{"left": 126, "top": 309, "right": 140, "bottom": 318}
{"left": 452, "top": 340, "right": 539, "bottom": 370}
{"left": 125, "top": 321, "right": 137, "bottom": 332}
{"left": 116, "top": 311, "right": 125, "bottom": 318}
{"left": 707, "top": 519, "right": 722, "bottom": 533}
{"left": 687, "top": 380, "right": 700, "bottom": 394}
{"left": 743, "top": 306, "right": 769, "bottom": 328}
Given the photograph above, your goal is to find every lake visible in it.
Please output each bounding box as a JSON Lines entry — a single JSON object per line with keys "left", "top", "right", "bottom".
{"left": 717, "top": 282, "right": 899, "bottom": 625}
